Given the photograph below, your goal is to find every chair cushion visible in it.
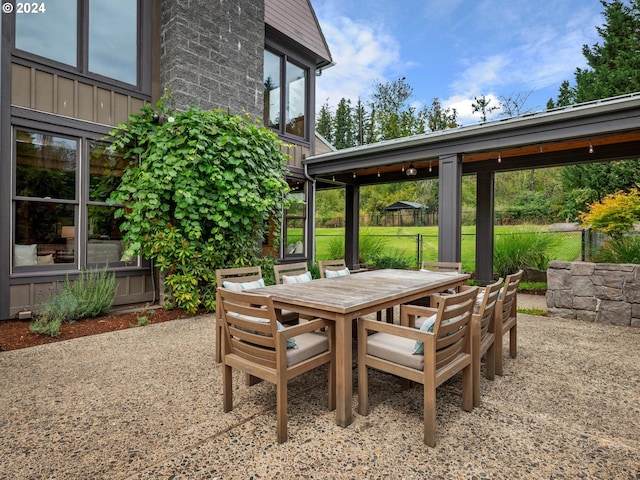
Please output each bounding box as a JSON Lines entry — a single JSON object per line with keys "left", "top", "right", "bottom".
{"left": 413, "top": 314, "right": 437, "bottom": 354}
{"left": 222, "top": 278, "right": 265, "bottom": 291}
{"left": 474, "top": 290, "right": 485, "bottom": 314}
{"left": 282, "top": 271, "right": 312, "bottom": 283}
{"left": 325, "top": 267, "right": 350, "bottom": 278}
{"left": 367, "top": 332, "right": 424, "bottom": 370}
{"left": 287, "top": 332, "right": 328, "bottom": 367}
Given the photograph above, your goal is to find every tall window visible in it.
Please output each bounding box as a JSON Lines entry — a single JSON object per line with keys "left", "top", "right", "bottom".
{"left": 264, "top": 49, "right": 308, "bottom": 140}
{"left": 14, "top": 0, "right": 140, "bottom": 86}
{"left": 13, "top": 129, "right": 133, "bottom": 271}
{"left": 283, "top": 183, "right": 306, "bottom": 258}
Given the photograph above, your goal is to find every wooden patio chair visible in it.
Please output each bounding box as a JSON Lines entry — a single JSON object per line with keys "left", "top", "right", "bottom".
{"left": 218, "top": 288, "right": 335, "bottom": 443}
{"left": 469, "top": 278, "right": 503, "bottom": 407}
{"left": 357, "top": 287, "right": 478, "bottom": 447}
{"left": 215, "top": 266, "right": 299, "bottom": 363}
{"left": 273, "top": 261, "right": 311, "bottom": 285}
{"left": 318, "top": 259, "right": 348, "bottom": 278}
{"left": 215, "top": 266, "right": 264, "bottom": 363}
{"left": 494, "top": 270, "right": 524, "bottom": 376}
{"left": 420, "top": 261, "right": 463, "bottom": 273}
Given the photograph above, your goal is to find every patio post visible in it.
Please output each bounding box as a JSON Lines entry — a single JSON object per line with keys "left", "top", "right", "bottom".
{"left": 475, "top": 170, "right": 495, "bottom": 283}
{"left": 438, "top": 153, "right": 462, "bottom": 263}
{"left": 345, "top": 184, "right": 360, "bottom": 269}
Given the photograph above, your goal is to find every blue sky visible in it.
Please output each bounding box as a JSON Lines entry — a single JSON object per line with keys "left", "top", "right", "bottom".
{"left": 313, "top": 0, "right": 605, "bottom": 125}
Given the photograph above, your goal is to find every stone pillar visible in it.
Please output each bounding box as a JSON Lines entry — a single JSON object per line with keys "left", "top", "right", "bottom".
{"left": 160, "top": 0, "right": 265, "bottom": 117}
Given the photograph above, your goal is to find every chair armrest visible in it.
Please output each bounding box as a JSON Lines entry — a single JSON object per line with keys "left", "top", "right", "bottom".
{"left": 278, "top": 318, "right": 332, "bottom": 340}
{"left": 359, "top": 318, "right": 434, "bottom": 343}
{"left": 400, "top": 304, "right": 437, "bottom": 327}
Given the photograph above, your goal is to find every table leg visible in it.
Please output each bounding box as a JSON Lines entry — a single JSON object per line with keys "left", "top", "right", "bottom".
{"left": 335, "top": 314, "right": 353, "bottom": 427}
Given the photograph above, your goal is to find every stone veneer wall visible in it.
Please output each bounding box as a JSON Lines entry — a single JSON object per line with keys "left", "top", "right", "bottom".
{"left": 160, "top": 0, "right": 265, "bottom": 117}
{"left": 546, "top": 261, "right": 640, "bottom": 327}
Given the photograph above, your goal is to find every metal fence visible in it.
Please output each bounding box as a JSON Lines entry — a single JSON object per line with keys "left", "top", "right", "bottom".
{"left": 315, "top": 230, "right": 585, "bottom": 273}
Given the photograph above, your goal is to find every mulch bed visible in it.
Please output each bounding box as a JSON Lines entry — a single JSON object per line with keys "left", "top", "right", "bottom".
{"left": 0, "top": 307, "right": 203, "bottom": 351}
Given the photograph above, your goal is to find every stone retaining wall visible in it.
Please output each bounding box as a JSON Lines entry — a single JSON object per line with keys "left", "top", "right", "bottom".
{"left": 546, "top": 261, "right": 640, "bottom": 327}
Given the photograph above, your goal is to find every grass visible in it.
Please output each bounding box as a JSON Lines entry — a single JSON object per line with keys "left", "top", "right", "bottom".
{"left": 313, "top": 225, "right": 582, "bottom": 272}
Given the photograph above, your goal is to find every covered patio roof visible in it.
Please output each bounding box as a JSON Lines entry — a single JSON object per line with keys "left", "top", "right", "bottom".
{"left": 303, "top": 92, "right": 640, "bottom": 281}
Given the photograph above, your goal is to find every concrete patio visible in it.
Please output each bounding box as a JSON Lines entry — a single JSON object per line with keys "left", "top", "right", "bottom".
{"left": 1, "top": 297, "right": 638, "bottom": 479}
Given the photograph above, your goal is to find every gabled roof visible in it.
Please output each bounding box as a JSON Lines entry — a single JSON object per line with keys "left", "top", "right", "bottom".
{"left": 265, "top": 0, "right": 332, "bottom": 68}
{"left": 384, "top": 201, "right": 424, "bottom": 211}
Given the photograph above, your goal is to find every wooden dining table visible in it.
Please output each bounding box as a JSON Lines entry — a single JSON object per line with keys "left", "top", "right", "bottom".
{"left": 251, "top": 268, "right": 470, "bottom": 427}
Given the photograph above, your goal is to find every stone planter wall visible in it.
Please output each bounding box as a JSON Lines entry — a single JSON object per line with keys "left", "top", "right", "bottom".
{"left": 546, "top": 260, "right": 640, "bottom": 327}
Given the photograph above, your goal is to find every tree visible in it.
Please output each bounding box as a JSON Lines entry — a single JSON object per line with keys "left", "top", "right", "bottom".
{"left": 369, "top": 77, "right": 423, "bottom": 141}
{"left": 471, "top": 94, "right": 499, "bottom": 122}
{"left": 333, "top": 98, "right": 355, "bottom": 149}
{"left": 579, "top": 188, "right": 640, "bottom": 239}
{"left": 551, "top": 0, "right": 640, "bottom": 216}
{"left": 316, "top": 102, "right": 333, "bottom": 144}
{"left": 108, "top": 97, "right": 292, "bottom": 313}
{"left": 423, "top": 98, "right": 459, "bottom": 132}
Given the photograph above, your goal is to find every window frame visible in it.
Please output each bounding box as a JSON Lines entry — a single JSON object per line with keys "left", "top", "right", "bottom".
{"left": 10, "top": 0, "right": 150, "bottom": 94}
{"left": 281, "top": 181, "right": 307, "bottom": 259}
{"left": 264, "top": 45, "right": 311, "bottom": 143}
{"left": 10, "top": 119, "right": 143, "bottom": 275}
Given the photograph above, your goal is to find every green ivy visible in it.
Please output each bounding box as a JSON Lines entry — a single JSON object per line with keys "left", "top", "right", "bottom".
{"left": 107, "top": 95, "right": 292, "bottom": 313}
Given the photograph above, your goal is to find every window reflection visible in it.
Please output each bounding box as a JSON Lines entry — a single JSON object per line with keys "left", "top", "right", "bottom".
{"left": 87, "top": 205, "right": 125, "bottom": 265}
{"left": 89, "top": 0, "right": 138, "bottom": 85}
{"left": 16, "top": 130, "right": 77, "bottom": 200}
{"left": 286, "top": 61, "right": 306, "bottom": 137}
{"left": 15, "top": 0, "right": 77, "bottom": 66}
{"left": 14, "top": 201, "right": 76, "bottom": 266}
{"left": 89, "top": 141, "right": 128, "bottom": 201}
{"left": 264, "top": 50, "right": 281, "bottom": 130}
{"left": 284, "top": 184, "right": 305, "bottom": 257}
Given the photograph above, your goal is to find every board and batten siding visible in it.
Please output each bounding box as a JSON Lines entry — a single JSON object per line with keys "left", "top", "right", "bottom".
{"left": 11, "top": 63, "right": 147, "bottom": 126}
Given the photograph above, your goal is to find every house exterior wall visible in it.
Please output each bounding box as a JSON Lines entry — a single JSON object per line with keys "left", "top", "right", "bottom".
{"left": 1, "top": 0, "right": 329, "bottom": 319}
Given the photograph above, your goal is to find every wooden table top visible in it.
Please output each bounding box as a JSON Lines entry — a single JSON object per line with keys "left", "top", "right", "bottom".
{"left": 252, "top": 268, "right": 470, "bottom": 315}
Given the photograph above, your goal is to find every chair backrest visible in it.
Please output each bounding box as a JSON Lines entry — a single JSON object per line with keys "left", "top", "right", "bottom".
{"left": 499, "top": 270, "right": 524, "bottom": 319}
{"left": 215, "top": 266, "right": 262, "bottom": 289}
{"left": 421, "top": 261, "right": 462, "bottom": 273}
{"left": 318, "top": 259, "right": 347, "bottom": 278}
{"left": 433, "top": 287, "right": 478, "bottom": 371}
{"left": 476, "top": 278, "right": 503, "bottom": 338}
{"left": 273, "top": 262, "right": 309, "bottom": 285}
{"left": 218, "top": 288, "right": 279, "bottom": 369}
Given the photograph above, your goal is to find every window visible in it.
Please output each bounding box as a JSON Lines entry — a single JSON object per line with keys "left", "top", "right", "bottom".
{"left": 12, "top": 129, "right": 135, "bottom": 271}
{"left": 14, "top": 0, "right": 141, "bottom": 87}
{"left": 283, "top": 183, "right": 306, "bottom": 258}
{"left": 264, "top": 49, "right": 308, "bottom": 140}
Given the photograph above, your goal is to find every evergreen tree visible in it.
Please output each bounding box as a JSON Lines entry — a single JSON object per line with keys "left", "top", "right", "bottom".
{"left": 316, "top": 102, "right": 334, "bottom": 144}
{"left": 334, "top": 98, "right": 355, "bottom": 149}
{"left": 553, "top": 0, "right": 640, "bottom": 218}
{"left": 424, "top": 98, "right": 459, "bottom": 132}
{"left": 369, "top": 77, "right": 422, "bottom": 141}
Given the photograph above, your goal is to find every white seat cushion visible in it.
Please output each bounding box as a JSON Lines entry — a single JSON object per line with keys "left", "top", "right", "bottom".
{"left": 287, "top": 332, "right": 328, "bottom": 367}
{"left": 367, "top": 332, "right": 424, "bottom": 371}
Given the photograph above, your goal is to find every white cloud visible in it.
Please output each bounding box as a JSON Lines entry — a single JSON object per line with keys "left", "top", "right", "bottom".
{"left": 315, "top": 16, "right": 401, "bottom": 111}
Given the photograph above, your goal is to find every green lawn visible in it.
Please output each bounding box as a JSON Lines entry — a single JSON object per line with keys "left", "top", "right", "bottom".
{"left": 314, "top": 225, "right": 583, "bottom": 272}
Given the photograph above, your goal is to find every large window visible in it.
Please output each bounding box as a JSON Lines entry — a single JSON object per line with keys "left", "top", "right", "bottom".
{"left": 12, "top": 129, "right": 134, "bottom": 271}
{"left": 283, "top": 182, "right": 306, "bottom": 258}
{"left": 264, "top": 49, "right": 308, "bottom": 140}
{"left": 15, "top": 0, "right": 140, "bottom": 86}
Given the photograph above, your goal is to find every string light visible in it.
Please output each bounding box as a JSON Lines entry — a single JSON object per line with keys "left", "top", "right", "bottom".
{"left": 497, "top": 153, "right": 502, "bottom": 163}
{"left": 401, "top": 164, "right": 405, "bottom": 172}
{"left": 589, "top": 141, "right": 594, "bottom": 154}
{"left": 377, "top": 169, "right": 381, "bottom": 177}
{"left": 353, "top": 172, "right": 356, "bottom": 178}
{"left": 429, "top": 161, "right": 432, "bottom": 173}
{"left": 406, "top": 164, "right": 417, "bottom": 176}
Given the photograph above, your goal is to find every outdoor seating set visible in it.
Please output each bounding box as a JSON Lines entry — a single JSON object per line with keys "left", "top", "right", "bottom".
{"left": 215, "top": 260, "right": 523, "bottom": 445}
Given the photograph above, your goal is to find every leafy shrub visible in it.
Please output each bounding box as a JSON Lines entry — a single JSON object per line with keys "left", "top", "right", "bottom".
{"left": 30, "top": 267, "right": 117, "bottom": 337}
{"left": 368, "top": 250, "right": 412, "bottom": 269}
{"left": 493, "top": 232, "right": 558, "bottom": 280}
{"left": 579, "top": 188, "right": 640, "bottom": 239}
{"left": 108, "top": 95, "right": 291, "bottom": 313}
{"left": 592, "top": 236, "right": 640, "bottom": 264}
{"left": 323, "top": 231, "right": 388, "bottom": 265}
